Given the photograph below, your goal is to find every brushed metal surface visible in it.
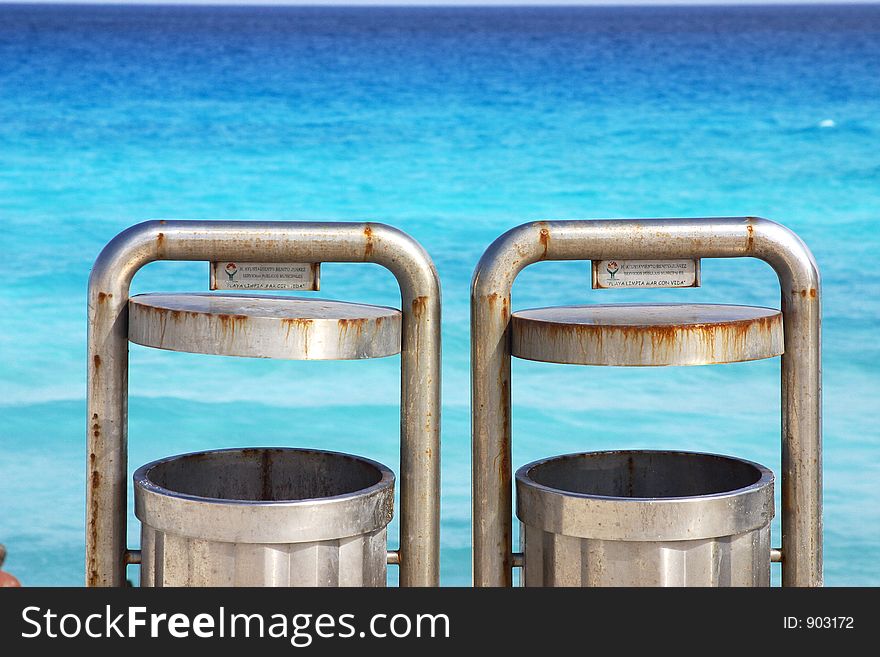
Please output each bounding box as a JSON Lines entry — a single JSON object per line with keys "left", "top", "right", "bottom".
{"left": 135, "top": 448, "right": 393, "bottom": 587}
{"left": 511, "top": 303, "right": 783, "bottom": 366}
{"left": 520, "top": 529, "right": 770, "bottom": 587}
{"left": 129, "top": 293, "right": 401, "bottom": 360}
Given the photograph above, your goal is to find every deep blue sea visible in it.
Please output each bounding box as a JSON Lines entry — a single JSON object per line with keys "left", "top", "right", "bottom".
{"left": 0, "top": 4, "right": 878, "bottom": 586}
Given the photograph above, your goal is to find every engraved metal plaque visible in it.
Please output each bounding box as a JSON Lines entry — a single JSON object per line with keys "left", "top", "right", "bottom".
{"left": 592, "top": 259, "right": 700, "bottom": 289}
{"left": 210, "top": 262, "right": 320, "bottom": 291}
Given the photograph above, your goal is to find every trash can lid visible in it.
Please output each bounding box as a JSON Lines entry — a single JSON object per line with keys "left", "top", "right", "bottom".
{"left": 511, "top": 303, "right": 782, "bottom": 366}
{"left": 129, "top": 294, "right": 401, "bottom": 360}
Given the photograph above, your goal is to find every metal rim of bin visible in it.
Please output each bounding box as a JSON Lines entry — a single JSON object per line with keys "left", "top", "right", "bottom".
{"left": 134, "top": 447, "right": 395, "bottom": 544}
{"left": 87, "top": 221, "right": 441, "bottom": 587}
{"left": 516, "top": 450, "right": 774, "bottom": 542}
{"left": 471, "top": 217, "right": 821, "bottom": 587}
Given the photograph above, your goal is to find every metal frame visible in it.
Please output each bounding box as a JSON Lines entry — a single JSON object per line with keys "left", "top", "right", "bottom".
{"left": 88, "top": 221, "right": 441, "bottom": 587}
{"left": 471, "top": 217, "right": 821, "bottom": 587}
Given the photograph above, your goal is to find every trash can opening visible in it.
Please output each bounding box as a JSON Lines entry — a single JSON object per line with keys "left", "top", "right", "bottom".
{"left": 516, "top": 450, "right": 774, "bottom": 586}
{"left": 134, "top": 448, "right": 395, "bottom": 586}
{"left": 523, "top": 450, "right": 768, "bottom": 499}
{"left": 139, "top": 447, "right": 390, "bottom": 502}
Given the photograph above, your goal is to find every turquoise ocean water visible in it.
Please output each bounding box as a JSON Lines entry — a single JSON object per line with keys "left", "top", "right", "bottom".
{"left": 0, "top": 4, "right": 878, "bottom": 586}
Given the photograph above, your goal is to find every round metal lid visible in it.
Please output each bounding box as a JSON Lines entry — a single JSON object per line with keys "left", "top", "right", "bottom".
{"left": 129, "top": 294, "right": 401, "bottom": 360}
{"left": 511, "top": 303, "right": 783, "bottom": 366}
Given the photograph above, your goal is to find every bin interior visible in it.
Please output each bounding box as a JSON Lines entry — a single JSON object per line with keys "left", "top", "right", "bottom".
{"left": 142, "top": 448, "right": 384, "bottom": 502}
{"left": 527, "top": 451, "right": 764, "bottom": 499}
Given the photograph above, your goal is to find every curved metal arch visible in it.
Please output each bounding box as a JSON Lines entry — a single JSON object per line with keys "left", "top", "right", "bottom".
{"left": 88, "top": 220, "right": 441, "bottom": 587}
{"left": 471, "top": 217, "right": 821, "bottom": 587}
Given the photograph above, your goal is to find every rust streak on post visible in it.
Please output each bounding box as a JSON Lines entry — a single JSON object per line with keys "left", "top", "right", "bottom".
{"left": 363, "top": 225, "right": 374, "bottom": 259}
{"left": 539, "top": 227, "right": 550, "bottom": 259}
{"left": 411, "top": 296, "right": 429, "bottom": 317}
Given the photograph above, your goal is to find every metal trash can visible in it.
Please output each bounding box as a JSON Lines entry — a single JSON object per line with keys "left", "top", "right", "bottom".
{"left": 135, "top": 447, "right": 394, "bottom": 587}
{"left": 516, "top": 450, "right": 774, "bottom": 587}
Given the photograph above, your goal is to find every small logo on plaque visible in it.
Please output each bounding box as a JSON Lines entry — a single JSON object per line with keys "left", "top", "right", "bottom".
{"left": 210, "top": 262, "right": 320, "bottom": 291}
{"left": 592, "top": 259, "right": 700, "bottom": 289}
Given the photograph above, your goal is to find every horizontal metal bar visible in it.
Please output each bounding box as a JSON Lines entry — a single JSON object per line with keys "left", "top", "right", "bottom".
{"left": 124, "top": 549, "right": 142, "bottom": 566}
{"left": 387, "top": 550, "right": 400, "bottom": 566}
{"left": 771, "top": 548, "right": 783, "bottom": 563}
{"left": 511, "top": 552, "right": 524, "bottom": 569}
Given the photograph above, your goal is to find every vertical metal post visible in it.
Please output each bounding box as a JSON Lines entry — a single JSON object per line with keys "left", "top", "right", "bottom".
{"left": 87, "top": 221, "right": 441, "bottom": 587}
{"left": 471, "top": 217, "right": 821, "bottom": 586}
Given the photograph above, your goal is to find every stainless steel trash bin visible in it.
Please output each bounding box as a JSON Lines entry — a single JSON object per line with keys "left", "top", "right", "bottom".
{"left": 516, "top": 450, "right": 774, "bottom": 587}
{"left": 135, "top": 447, "right": 394, "bottom": 587}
